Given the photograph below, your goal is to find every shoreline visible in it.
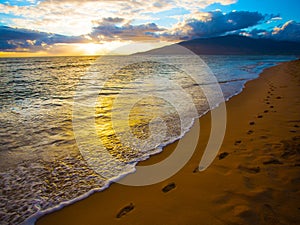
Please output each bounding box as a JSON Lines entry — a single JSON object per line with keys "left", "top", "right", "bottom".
{"left": 36, "top": 59, "right": 300, "bottom": 225}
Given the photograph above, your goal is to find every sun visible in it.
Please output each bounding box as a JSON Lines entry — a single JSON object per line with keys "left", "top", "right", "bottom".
{"left": 74, "top": 41, "right": 170, "bottom": 56}
{"left": 76, "top": 42, "right": 130, "bottom": 55}
{"left": 78, "top": 43, "right": 104, "bottom": 55}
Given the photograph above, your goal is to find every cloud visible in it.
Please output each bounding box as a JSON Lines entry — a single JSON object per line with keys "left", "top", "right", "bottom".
{"left": 0, "top": 26, "right": 87, "bottom": 51}
{"left": 0, "top": 7, "right": 300, "bottom": 52}
{"left": 89, "top": 18, "right": 164, "bottom": 41}
{"left": 161, "top": 11, "right": 268, "bottom": 40}
{"left": 0, "top": 18, "right": 164, "bottom": 52}
{"left": 237, "top": 21, "right": 300, "bottom": 42}
{"left": 100, "top": 17, "right": 126, "bottom": 24}
{"left": 43, "top": 0, "right": 236, "bottom": 11}
{"left": 271, "top": 21, "right": 300, "bottom": 42}
{"left": 88, "top": 11, "right": 272, "bottom": 42}
{"left": 0, "top": 0, "right": 236, "bottom": 36}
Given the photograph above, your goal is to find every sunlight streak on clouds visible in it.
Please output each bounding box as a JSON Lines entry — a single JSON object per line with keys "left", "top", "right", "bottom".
{"left": 0, "top": 0, "right": 237, "bottom": 35}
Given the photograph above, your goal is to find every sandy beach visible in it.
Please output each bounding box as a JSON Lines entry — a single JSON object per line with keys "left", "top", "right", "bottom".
{"left": 37, "top": 59, "right": 300, "bottom": 225}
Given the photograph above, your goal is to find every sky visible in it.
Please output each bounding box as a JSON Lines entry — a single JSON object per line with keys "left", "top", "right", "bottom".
{"left": 0, "top": 0, "right": 300, "bottom": 56}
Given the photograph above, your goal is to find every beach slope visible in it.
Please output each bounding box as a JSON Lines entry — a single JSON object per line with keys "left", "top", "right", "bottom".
{"left": 37, "top": 60, "right": 300, "bottom": 225}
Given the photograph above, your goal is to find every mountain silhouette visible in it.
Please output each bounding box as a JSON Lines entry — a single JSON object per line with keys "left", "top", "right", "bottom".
{"left": 137, "top": 35, "right": 300, "bottom": 55}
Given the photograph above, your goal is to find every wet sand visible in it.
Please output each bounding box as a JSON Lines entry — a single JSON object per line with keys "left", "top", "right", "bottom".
{"left": 37, "top": 60, "right": 300, "bottom": 225}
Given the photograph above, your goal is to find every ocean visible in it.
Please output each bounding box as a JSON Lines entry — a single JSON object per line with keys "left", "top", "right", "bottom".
{"left": 0, "top": 54, "right": 296, "bottom": 224}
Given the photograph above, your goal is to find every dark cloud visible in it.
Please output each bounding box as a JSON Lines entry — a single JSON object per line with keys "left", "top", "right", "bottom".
{"left": 162, "top": 11, "right": 268, "bottom": 40}
{"left": 188, "top": 11, "right": 264, "bottom": 36}
{"left": 236, "top": 21, "right": 300, "bottom": 42}
{"left": 229, "top": 28, "right": 269, "bottom": 39}
{"left": 0, "top": 26, "right": 87, "bottom": 51}
{"left": 173, "top": 11, "right": 299, "bottom": 42}
{"left": 271, "top": 21, "right": 300, "bottom": 42}
{"left": 101, "top": 17, "right": 125, "bottom": 24}
{"left": 90, "top": 18, "right": 164, "bottom": 41}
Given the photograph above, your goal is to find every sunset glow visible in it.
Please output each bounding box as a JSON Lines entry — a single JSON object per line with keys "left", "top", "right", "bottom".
{"left": 0, "top": 0, "right": 299, "bottom": 57}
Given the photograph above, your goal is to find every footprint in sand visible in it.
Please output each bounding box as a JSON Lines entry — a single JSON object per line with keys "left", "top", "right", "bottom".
{"left": 276, "top": 96, "right": 282, "bottom": 99}
{"left": 264, "top": 110, "right": 269, "bottom": 113}
{"left": 247, "top": 130, "right": 254, "bottom": 135}
{"left": 234, "top": 140, "right": 242, "bottom": 145}
{"left": 260, "top": 135, "right": 268, "bottom": 139}
{"left": 219, "top": 152, "right": 229, "bottom": 160}
{"left": 249, "top": 121, "right": 255, "bottom": 125}
{"left": 116, "top": 203, "right": 134, "bottom": 218}
{"left": 162, "top": 182, "right": 176, "bottom": 193}
{"left": 257, "top": 115, "right": 263, "bottom": 118}
{"left": 270, "top": 105, "right": 274, "bottom": 108}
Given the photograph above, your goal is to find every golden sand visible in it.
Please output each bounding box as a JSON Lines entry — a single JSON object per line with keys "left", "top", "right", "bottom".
{"left": 37, "top": 60, "right": 300, "bottom": 225}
